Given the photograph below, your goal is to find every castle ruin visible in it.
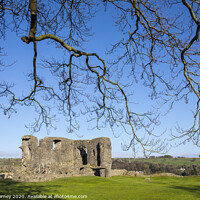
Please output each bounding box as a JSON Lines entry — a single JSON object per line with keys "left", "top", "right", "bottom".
{"left": 20, "top": 135, "right": 112, "bottom": 178}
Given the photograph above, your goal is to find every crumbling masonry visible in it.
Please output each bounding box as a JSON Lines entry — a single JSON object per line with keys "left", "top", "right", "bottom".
{"left": 20, "top": 135, "right": 112, "bottom": 178}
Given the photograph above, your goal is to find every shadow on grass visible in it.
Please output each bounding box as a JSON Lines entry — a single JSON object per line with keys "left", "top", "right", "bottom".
{"left": 169, "top": 185, "right": 200, "bottom": 198}
{"left": 0, "top": 179, "right": 62, "bottom": 199}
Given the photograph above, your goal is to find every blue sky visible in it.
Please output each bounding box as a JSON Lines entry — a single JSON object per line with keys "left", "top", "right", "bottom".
{"left": 0, "top": 4, "right": 200, "bottom": 158}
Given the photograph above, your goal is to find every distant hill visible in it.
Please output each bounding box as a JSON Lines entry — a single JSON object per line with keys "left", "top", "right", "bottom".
{"left": 113, "top": 156, "right": 200, "bottom": 166}
{"left": 0, "top": 158, "right": 21, "bottom": 166}
{"left": 112, "top": 157, "right": 200, "bottom": 176}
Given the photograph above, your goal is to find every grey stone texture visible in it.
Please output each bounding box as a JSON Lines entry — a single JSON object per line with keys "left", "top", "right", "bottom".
{"left": 19, "top": 135, "right": 112, "bottom": 178}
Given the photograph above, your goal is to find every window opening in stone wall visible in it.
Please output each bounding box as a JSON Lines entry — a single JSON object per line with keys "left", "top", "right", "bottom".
{"left": 53, "top": 140, "right": 61, "bottom": 150}
{"left": 22, "top": 138, "right": 30, "bottom": 141}
{"left": 97, "top": 143, "right": 101, "bottom": 166}
{"left": 79, "top": 146, "right": 87, "bottom": 165}
{"left": 93, "top": 149, "right": 95, "bottom": 156}
{"left": 94, "top": 169, "right": 100, "bottom": 176}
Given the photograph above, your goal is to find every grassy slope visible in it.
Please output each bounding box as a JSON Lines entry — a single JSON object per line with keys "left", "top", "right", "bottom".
{"left": 0, "top": 176, "right": 200, "bottom": 200}
{"left": 114, "top": 157, "right": 200, "bottom": 166}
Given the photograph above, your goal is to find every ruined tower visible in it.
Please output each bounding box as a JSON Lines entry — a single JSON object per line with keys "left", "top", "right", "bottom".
{"left": 20, "top": 135, "right": 112, "bottom": 178}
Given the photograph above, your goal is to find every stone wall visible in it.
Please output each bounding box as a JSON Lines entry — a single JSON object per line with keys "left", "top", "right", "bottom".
{"left": 111, "top": 169, "right": 142, "bottom": 176}
{"left": 20, "top": 135, "right": 112, "bottom": 178}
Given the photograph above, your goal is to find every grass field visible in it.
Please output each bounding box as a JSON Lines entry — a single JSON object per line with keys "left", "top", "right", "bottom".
{"left": 0, "top": 176, "right": 200, "bottom": 200}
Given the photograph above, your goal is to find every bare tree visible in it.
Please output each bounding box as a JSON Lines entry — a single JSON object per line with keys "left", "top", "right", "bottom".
{"left": 0, "top": 0, "right": 199, "bottom": 154}
{"left": 103, "top": 0, "right": 200, "bottom": 147}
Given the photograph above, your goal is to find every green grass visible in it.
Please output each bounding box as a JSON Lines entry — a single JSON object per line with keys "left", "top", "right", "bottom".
{"left": 115, "top": 157, "right": 200, "bottom": 166}
{"left": 0, "top": 176, "right": 200, "bottom": 199}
